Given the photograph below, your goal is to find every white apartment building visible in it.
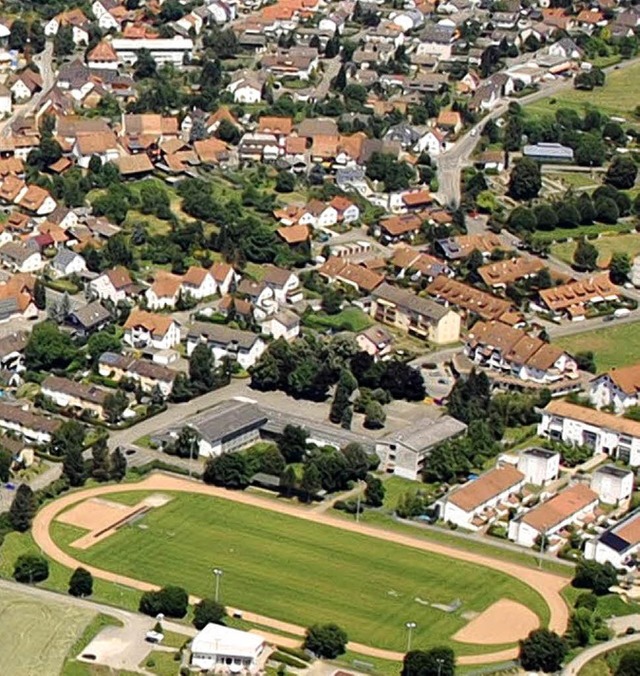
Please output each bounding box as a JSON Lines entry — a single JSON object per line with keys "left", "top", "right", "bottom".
{"left": 112, "top": 38, "right": 194, "bottom": 66}
{"left": 590, "top": 465, "right": 634, "bottom": 505}
{"left": 517, "top": 448, "right": 560, "bottom": 487}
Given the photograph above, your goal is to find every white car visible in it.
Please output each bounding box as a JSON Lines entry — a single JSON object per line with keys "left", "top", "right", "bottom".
{"left": 145, "top": 631, "right": 164, "bottom": 644}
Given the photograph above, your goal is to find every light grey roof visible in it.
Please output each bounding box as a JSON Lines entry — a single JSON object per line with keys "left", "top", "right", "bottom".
{"left": 52, "top": 247, "right": 83, "bottom": 271}
{"left": 0, "top": 242, "right": 36, "bottom": 265}
{"left": 381, "top": 416, "right": 467, "bottom": 453}
{"left": 190, "top": 401, "right": 268, "bottom": 444}
{"left": 372, "top": 282, "right": 449, "bottom": 321}
{"left": 187, "top": 321, "right": 260, "bottom": 350}
{"left": 523, "top": 143, "right": 574, "bottom": 160}
{"left": 69, "top": 301, "right": 111, "bottom": 329}
{"left": 594, "top": 464, "right": 633, "bottom": 479}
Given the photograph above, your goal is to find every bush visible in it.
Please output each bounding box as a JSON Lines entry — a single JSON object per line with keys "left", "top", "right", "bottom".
{"left": 69, "top": 567, "right": 93, "bottom": 597}
{"left": 270, "top": 651, "right": 308, "bottom": 668}
{"left": 139, "top": 586, "right": 189, "bottom": 618}
{"left": 13, "top": 553, "right": 49, "bottom": 583}
{"left": 573, "top": 560, "right": 618, "bottom": 595}
{"left": 304, "top": 623, "right": 348, "bottom": 659}
{"left": 193, "top": 598, "right": 226, "bottom": 629}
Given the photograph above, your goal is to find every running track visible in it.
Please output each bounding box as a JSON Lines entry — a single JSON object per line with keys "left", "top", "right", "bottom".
{"left": 32, "top": 473, "right": 570, "bottom": 666}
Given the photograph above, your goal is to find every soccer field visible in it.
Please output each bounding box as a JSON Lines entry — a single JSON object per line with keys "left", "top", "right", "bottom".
{"left": 0, "top": 587, "right": 95, "bottom": 676}
{"left": 52, "top": 491, "right": 550, "bottom": 654}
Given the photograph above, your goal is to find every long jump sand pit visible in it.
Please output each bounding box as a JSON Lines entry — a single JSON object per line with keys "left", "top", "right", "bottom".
{"left": 57, "top": 494, "right": 171, "bottom": 550}
{"left": 453, "top": 599, "right": 539, "bottom": 645}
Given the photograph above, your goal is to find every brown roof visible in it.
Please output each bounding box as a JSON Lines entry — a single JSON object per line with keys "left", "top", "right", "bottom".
{"left": 539, "top": 274, "right": 619, "bottom": 313}
{"left": 116, "top": 154, "right": 154, "bottom": 175}
{"left": 437, "top": 110, "right": 462, "bottom": 128}
{"left": 124, "top": 308, "right": 176, "bottom": 337}
{"left": 277, "top": 224, "right": 309, "bottom": 244}
{"left": 149, "top": 272, "right": 182, "bottom": 299}
{"left": 391, "top": 245, "right": 444, "bottom": 276}
{"left": 182, "top": 266, "right": 210, "bottom": 287}
{"left": 258, "top": 116, "right": 293, "bottom": 135}
{"left": 311, "top": 134, "right": 339, "bottom": 159}
{"left": 0, "top": 175, "right": 25, "bottom": 201}
{"left": 478, "top": 257, "right": 545, "bottom": 287}
{"left": 448, "top": 466, "right": 524, "bottom": 512}
{"left": 330, "top": 195, "right": 355, "bottom": 213}
{"left": 42, "top": 375, "right": 109, "bottom": 406}
{"left": 600, "top": 364, "right": 640, "bottom": 397}
{"left": 427, "top": 275, "right": 517, "bottom": 322}
{"left": 521, "top": 484, "right": 598, "bottom": 531}
{"left": 319, "top": 257, "right": 384, "bottom": 293}
{"left": 0, "top": 402, "right": 61, "bottom": 434}
{"left": 615, "top": 514, "right": 640, "bottom": 548}
{"left": 285, "top": 136, "right": 307, "bottom": 154}
{"left": 263, "top": 265, "right": 294, "bottom": 287}
{"left": 543, "top": 400, "right": 640, "bottom": 438}
{"left": 451, "top": 233, "right": 505, "bottom": 257}
{"left": 76, "top": 131, "right": 118, "bottom": 155}
{"left": 380, "top": 213, "right": 423, "bottom": 237}
{"left": 105, "top": 266, "right": 133, "bottom": 290}
{"left": 88, "top": 40, "right": 118, "bottom": 62}
{"left": 18, "top": 185, "right": 52, "bottom": 211}
{"left": 577, "top": 9, "right": 604, "bottom": 23}
{"left": 210, "top": 262, "right": 233, "bottom": 283}
{"left": 124, "top": 114, "right": 178, "bottom": 137}
{"left": 193, "top": 138, "right": 228, "bottom": 164}
{"left": 402, "top": 190, "right": 432, "bottom": 208}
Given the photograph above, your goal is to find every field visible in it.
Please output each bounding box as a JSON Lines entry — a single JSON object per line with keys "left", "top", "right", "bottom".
{"left": 555, "top": 321, "right": 640, "bottom": 371}
{"left": 51, "top": 491, "right": 550, "bottom": 654}
{"left": 0, "top": 586, "right": 95, "bottom": 676}
{"left": 551, "top": 233, "right": 640, "bottom": 266}
{"left": 302, "top": 307, "right": 374, "bottom": 333}
{"left": 526, "top": 62, "right": 640, "bottom": 121}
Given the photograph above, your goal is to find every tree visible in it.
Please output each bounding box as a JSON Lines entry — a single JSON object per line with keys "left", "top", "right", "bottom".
{"left": 189, "top": 343, "right": 216, "bottom": 393}
{"left": 86, "top": 331, "right": 120, "bottom": 365}
{"left": 203, "top": 453, "right": 251, "bottom": 489}
{"left": 139, "top": 586, "right": 188, "bottom": 618}
{"left": 509, "top": 206, "right": 537, "bottom": 233}
{"left": 447, "top": 369, "right": 491, "bottom": 424}
{"left": 519, "top": 629, "right": 567, "bottom": 673}
{"left": 380, "top": 361, "right": 425, "bottom": 401}
{"left": 573, "top": 560, "right": 618, "bottom": 595}
{"left": 364, "top": 473, "right": 384, "bottom": 507}
{"left": 9, "top": 484, "right": 38, "bottom": 532}
{"left": 610, "top": 252, "right": 631, "bottom": 284}
{"left": 534, "top": 204, "right": 559, "bottom": 231}
{"left": 216, "top": 119, "right": 240, "bottom": 145}
{"left": 321, "top": 286, "right": 343, "bottom": 315}
{"left": 49, "top": 420, "right": 85, "bottom": 458}
{"left": 575, "top": 134, "right": 606, "bottom": 167}
{"left": 193, "top": 598, "right": 226, "bottom": 629}
{"left": 606, "top": 156, "right": 638, "bottom": 190}
{"left": 166, "top": 426, "right": 200, "bottom": 459}
{"left": 54, "top": 25, "right": 75, "bottom": 56}
{"left": 134, "top": 49, "right": 157, "bottom": 79}
{"left": 330, "top": 372, "right": 353, "bottom": 424}
{"left": 110, "top": 447, "right": 127, "bottom": 481}
{"left": 279, "top": 425, "right": 308, "bottom": 463}
{"left": 25, "top": 322, "right": 77, "bottom": 371}
{"left": 0, "top": 448, "right": 10, "bottom": 483}
{"left": 364, "top": 400, "right": 386, "bottom": 429}
{"left": 8, "top": 19, "right": 28, "bottom": 51}
{"left": 577, "top": 193, "right": 596, "bottom": 225}
{"left": 103, "top": 390, "right": 129, "bottom": 424}
{"left": 259, "top": 446, "right": 286, "bottom": 476}
{"left": 14, "top": 553, "right": 49, "bottom": 584}
{"left": 566, "top": 607, "right": 596, "bottom": 647}
{"left": 573, "top": 238, "right": 598, "bottom": 271}
{"left": 595, "top": 196, "right": 620, "bottom": 224}
{"left": 575, "top": 351, "right": 596, "bottom": 374}
{"left": 91, "top": 438, "right": 111, "bottom": 482}
{"left": 280, "top": 465, "right": 297, "bottom": 497}
{"left": 304, "top": 623, "right": 348, "bottom": 659}
{"left": 616, "top": 650, "right": 640, "bottom": 676}
{"left": 402, "top": 647, "right": 455, "bottom": 676}
{"left": 63, "top": 446, "right": 87, "bottom": 487}
{"left": 300, "top": 462, "right": 322, "bottom": 502}
{"left": 33, "top": 278, "right": 46, "bottom": 311}
{"left": 508, "top": 158, "right": 541, "bottom": 200}
{"left": 275, "top": 171, "right": 295, "bottom": 193}
{"left": 69, "top": 567, "right": 93, "bottom": 597}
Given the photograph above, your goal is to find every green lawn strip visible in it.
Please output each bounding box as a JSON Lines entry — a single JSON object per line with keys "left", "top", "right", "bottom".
{"left": 302, "top": 307, "right": 374, "bottom": 333}
{"left": 551, "top": 233, "right": 640, "bottom": 267}
{"left": 62, "top": 613, "right": 123, "bottom": 675}
{"left": 142, "top": 649, "right": 181, "bottom": 676}
{"left": 0, "top": 531, "right": 141, "bottom": 612}
{"left": 50, "top": 492, "right": 548, "bottom": 654}
{"left": 381, "top": 476, "right": 434, "bottom": 511}
{"left": 555, "top": 322, "right": 640, "bottom": 371}
{"left": 531, "top": 222, "right": 632, "bottom": 245}
{"left": 330, "top": 649, "right": 401, "bottom": 676}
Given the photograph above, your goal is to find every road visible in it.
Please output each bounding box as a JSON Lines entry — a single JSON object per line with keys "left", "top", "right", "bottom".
{"left": 562, "top": 626, "right": 640, "bottom": 675}
{"left": 32, "top": 472, "right": 571, "bottom": 666}
{"left": 435, "top": 55, "right": 640, "bottom": 207}
{"left": 0, "top": 41, "right": 55, "bottom": 138}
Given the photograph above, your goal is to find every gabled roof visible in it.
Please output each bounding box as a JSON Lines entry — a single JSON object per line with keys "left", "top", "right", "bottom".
{"left": 447, "top": 466, "right": 524, "bottom": 512}
{"left": 124, "top": 308, "right": 176, "bottom": 337}
{"left": 595, "top": 364, "right": 640, "bottom": 397}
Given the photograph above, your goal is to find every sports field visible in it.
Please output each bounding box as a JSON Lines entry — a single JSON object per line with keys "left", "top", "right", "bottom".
{"left": 555, "top": 321, "right": 640, "bottom": 371}
{"left": 0, "top": 587, "right": 95, "bottom": 676}
{"left": 51, "top": 491, "right": 549, "bottom": 654}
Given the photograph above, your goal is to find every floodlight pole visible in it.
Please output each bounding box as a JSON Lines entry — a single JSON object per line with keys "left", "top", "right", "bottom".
{"left": 213, "top": 567, "right": 223, "bottom": 602}
{"left": 405, "top": 621, "right": 416, "bottom": 652}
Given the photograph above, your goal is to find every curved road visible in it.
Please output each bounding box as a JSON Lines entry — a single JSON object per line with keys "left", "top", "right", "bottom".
{"left": 32, "top": 473, "right": 571, "bottom": 666}
{"left": 562, "top": 633, "right": 640, "bottom": 675}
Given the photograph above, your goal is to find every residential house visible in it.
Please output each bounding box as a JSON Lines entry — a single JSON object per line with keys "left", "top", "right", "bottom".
{"left": 478, "top": 257, "right": 545, "bottom": 289}
{"left": 260, "top": 309, "right": 300, "bottom": 342}
{"left": 111, "top": 38, "right": 194, "bottom": 67}
{"left": 41, "top": 375, "right": 110, "bottom": 419}
{"left": 465, "top": 321, "right": 578, "bottom": 385}
{"left": 591, "top": 465, "right": 634, "bottom": 506}
{"left": 261, "top": 48, "right": 319, "bottom": 80}
{"left": 91, "top": 0, "right": 122, "bottom": 31}
{"left": 437, "top": 466, "right": 526, "bottom": 530}
{"left": 146, "top": 272, "right": 183, "bottom": 310}
{"left": 585, "top": 508, "right": 640, "bottom": 569}
{"left": 0, "top": 242, "right": 42, "bottom": 273}
{"left": 0, "top": 274, "right": 38, "bottom": 322}
{"left": 237, "top": 279, "right": 274, "bottom": 309}
{"left": 210, "top": 263, "right": 236, "bottom": 297}
{"left": 0, "top": 332, "right": 28, "bottom": 373}
{"left": 98, "top": 352, "right": 178, "bottom": 397}
{"left": 123, "top": 309, "right": 181, "bottom": 351}
{"left": 330, "top": 196, "right": 360, "bottom": 224}
{"left": 191, "top": 623, "right": 266, "bottom": 674}
{"left": 181, "top": 266, "right": 217, "bottom": 301}
{"left": 227, "top": 75, "right": 262, "bottom": 104}
{"left": 87, "top": 40, "right": 119, "bottom": 70}
{"left": 319, "top": 257, "right": 384, "bottom": 294}
{"left": 67, "top": 301, "right": 112, "bottom": 337}
{"left": 73, "top": 131, "right": 121, "bottom": 168}
{"left": 49, "top": 248, "right": 87, "bottom": 278}
{"left": 589, "top": 364, "right": 640, "bottom": 412}
{"left": 436, "top": 233, "right": 505, "bottom": 260}
{"left": 89, "top": 267, "right": 140, "bottom": 304}
{"left": 436, "top": 110, "right": 462, "bottom": 134}
{"left": 379, "top": 214, "right": 423, "bottom": 243}
{"left": 371, "top": 282, "right": 461, "bottom": 345}
{"left": 16, "top": 184, "right": 57, "bottom": 216}
{"left": 474, "top": 150, "right": 505, "bottom": 173}
{"left": 538, "top": 399, "right": 640, "bottom": 466}
{"left": 517, "top": 448, "right": 560, "bottom": 487}
{"left": 508, "top": 484, "right": 599, "bottom": 548}
{"left": 537, "top": 273, "right": 620, "bottom": 321}
{"left": 376, "top": 417, "right": 468, "bottom": 480}
{"left": 0, "top": 84, "right": 11, "bottom": 116}
{"left": 262, "top": 265, "right": 301, "bottom": 304}
{"left": 390, "top": 245, "right": 448, "bottom": 281}
{"left": 356, "top": 326, "right": 393, "bottom": 359}
{"left": 186, "top": 322, "right": 266, "bottom": 370}
{"left": 0, "top": 402, "right": 60, "bottom": 444}
{"left": 9, "top": 70, "right": 43, "bottom": 101}
{"left": 45, "top": 9, "right": 90, "bottom": 45}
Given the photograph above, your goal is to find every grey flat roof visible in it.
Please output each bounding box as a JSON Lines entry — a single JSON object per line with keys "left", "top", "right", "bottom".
{"left": 522, "top": 447, "right": 559, "bottom": 460}
{"left": 380, "top": 416, "right": 468, "bottom": 453}
{"left": 596, "top": 464, "right": 633, "bottom": 479}
{"left": 188, "top": 321, "right": 260, "bottom": 350}
{"left": 190, "top": 401, "right": 267, "bottom": 444}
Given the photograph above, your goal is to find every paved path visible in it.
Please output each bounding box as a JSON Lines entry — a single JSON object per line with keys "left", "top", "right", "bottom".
{"left": 562, "top": 632, "right": 640, "bottom": 675}
{"left": 32, "top": 473, "right": 571, "bottom": 666}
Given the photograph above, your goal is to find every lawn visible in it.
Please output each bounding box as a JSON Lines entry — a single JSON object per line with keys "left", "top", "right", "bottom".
{"left": 302, "top": 307, "right": 374, "bottom": 333}
{"left": 381, "top": 476, "right": 434, "bottom": 511}
{"left": 531, "top": 221, "right": 632, "bottom": 245}
{"left": 555, "top": 321, "right": 640, "bottom": 371}
{"left": 526, "top": 62, "right": 640, "bottom": 121}
{"left": 551, "top": 233, "right": 640, "bottom": 267}
{"left": 544, "top": 171, "right": 600, "bottom": 191}
{"left": 52, "top": 492, "right": 550, "bottom": 654}
{"left": 0, "top": 586, "right": 95, "bottom": 676}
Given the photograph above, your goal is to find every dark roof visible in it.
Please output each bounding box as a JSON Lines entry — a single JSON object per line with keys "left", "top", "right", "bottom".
{"left": 69, "top": 301, "right": 111, "bottom": 329}
{"left": 190, "top": 401, "right": 267, "bottom": 444}
{"left": 0, "top": 402, "right": 61, "bottom": 434}
{"left": 372, "top": 282, "right": 449, "bottom": 321}
{"left": 187, "top": 321, "right": 261, "bottom": 350}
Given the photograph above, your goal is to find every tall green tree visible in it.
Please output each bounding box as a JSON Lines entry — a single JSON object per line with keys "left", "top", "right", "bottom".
{"left": 304, "top": 623, "right": 348, "bottom": 658}
{"left": 63, "top": 446, "right": 87, "bottom": 487}
{"left": 110, "top": 448, "right": 127, "bottom": 481}
{"left": 68, "top": 567, "right": 93, "bottom": 597}
{"left": 402, "top": 647, "right": 455, "bottom": 676}
{"left": 91, "top": 438, "right": 111, "bottom": 482}
{"left": 519, "top": 629, "right": 567, "bottom": 673}
{"left": 9, "top": 484, "right": 38, "bottom": 532}
{"left": 573, "top": 238, "right": 598, "bottom": 271}
{"left": 508, "top": 158, "right": 541, "bottom": 200}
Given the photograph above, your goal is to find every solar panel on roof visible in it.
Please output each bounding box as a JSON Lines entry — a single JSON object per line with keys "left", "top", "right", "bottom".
{"left": 600, "top": 531, "right": 630, "bottom": 554}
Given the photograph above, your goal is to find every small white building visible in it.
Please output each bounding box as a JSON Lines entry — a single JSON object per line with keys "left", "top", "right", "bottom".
{"left": 260, "top": 310, "right": 300, "bottom": 342}
{"left": 191, "top": 623, "right": 266, "bottom": 673}
{"left": 591, "top": 465, "right": 634, "bottom": 505}
{"left": 123, "top": 309, "right": 181, "bottom": 351}
{"left": 437, "top": 465, "right": 525, "bottom": 530}
{"left": 517, "top": 448, "right": 560, "bottom": 487}
{"left": 181, "top": 266, "right": 217, "bottom": 301}
{"left": 538, "top": 400, "right": 640, "bottom": 467}
{"left": 508, "top": 484, "right": 599, "bottom": 548}
{"left": 186, "top": 322, "right": 266, "bottom": 370}
{"left": 262, "top": 265, "right": 301, "bottom": 305}
{"left": 585, "top": 508, "right": 640, "bottom": 569}
{"left": 112, "top": 38, "right": 194, "bottom": 66}
{"left": 589, "top": 364, "right": 640, "bottom": 412}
